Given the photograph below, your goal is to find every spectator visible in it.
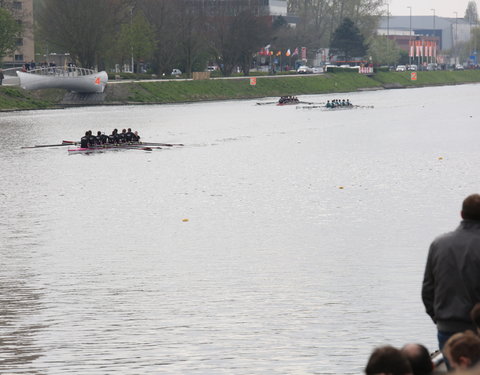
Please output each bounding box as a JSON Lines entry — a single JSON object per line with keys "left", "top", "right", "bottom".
{"left": 401, "top": 343, "right": 434, "bottom": 375}
{"left": 443, "top": 331, "right": 480, "bottom": 370}
{"left": 0, "top": 69, "right": 4, "bottom": 85}
{"left": 471, "top": 303, "right": 480, "bottom": 336}
{"left": 422, "top": 194, "right": 480, "bottom": 353}
{"left": 365, "top": 345, "right": 413, "bottom": 375}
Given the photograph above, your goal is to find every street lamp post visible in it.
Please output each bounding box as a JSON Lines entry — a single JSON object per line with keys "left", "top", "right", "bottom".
{"left": 431, "top": 9, "right": 435, "bottom": 63}
{"left": 408, "top": 6, "right": 412, "bottom": 65}
{"left": 454, "top": 11, "right": 458, "bottom": 65}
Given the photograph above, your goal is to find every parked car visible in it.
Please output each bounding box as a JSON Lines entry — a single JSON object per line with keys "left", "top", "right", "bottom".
{"left": 312, "top": 66, "right": 323, "bottom": 73}
{"left": 297, "top": 65, "right": 313, "bottom": 74}
{"left": 396, "top": 65, "right": 406, "bottom": 72}
{"left": 171, "top": 68, "right": 182, "bottom": 76}
{"left": 407, "top": 64, "right": 418, "bottom": 71}
{"left": 455, "top": 64, "right": 464, "bottom": 70}
{"left": 427, "top": 63, "right": 438, "bottom": 71}
{"left": 207, "top": 66, "right": 217, "bottom": 72}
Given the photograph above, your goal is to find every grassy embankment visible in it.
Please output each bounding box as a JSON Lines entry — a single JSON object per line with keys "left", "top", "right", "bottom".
{"left": 2, "top": 70, "right": 480, "bottom": 110}
{"left": 0, "top": 86, "right": 64, "bottom": 111}
{"left": 101, "top": 69, "right": 480, "bottom": 104}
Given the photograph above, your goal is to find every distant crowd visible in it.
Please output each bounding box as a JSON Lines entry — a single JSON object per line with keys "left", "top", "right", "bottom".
{"left": 364, "top": 194, "right": 480, "bottom": 375}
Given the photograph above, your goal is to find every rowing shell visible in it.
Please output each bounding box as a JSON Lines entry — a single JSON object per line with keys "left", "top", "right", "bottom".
{"left": 296, "top": 104, "right": 374, "bottom": 110}
{"left": 68, "top": 143, "right": 159, "bottom": 154}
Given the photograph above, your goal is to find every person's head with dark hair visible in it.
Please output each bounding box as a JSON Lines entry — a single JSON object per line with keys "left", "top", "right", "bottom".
{"left": 461, "top": 194, "right": 480, "bottom": 221}
{"left": 401, "top": 343, "right": 433, "bottom": 375}
{"left": 365, "top": 345, "right": 413, "bottom": 375}
{"left": 444, "top": 331, "right": 480, "bottom": 370}
{"left": 470, "top": 303, "right": 480, "bottom": 335}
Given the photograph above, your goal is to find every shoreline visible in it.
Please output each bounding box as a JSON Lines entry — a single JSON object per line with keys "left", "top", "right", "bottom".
{"left": 2, "top": 70, "right": 480, "bottom": 111}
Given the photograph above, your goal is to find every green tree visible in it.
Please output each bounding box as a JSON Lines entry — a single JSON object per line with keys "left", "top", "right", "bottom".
{"left": 367, "top": 36, "right": 400, "bottom": 65}
{"left": 330, "top": 18, "right": 367, "bottom": 59}
{"left": 0, "top": 7, "right": 22, "bottom": 61}
{"left": 116, "top": 10, "right": 155, "bottom": 72}
{"left": 465, "top": 1, "right": 479, "bottom": 24}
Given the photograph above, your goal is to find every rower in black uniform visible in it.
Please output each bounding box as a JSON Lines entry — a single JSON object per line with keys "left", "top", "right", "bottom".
{"left": 88, "top": 130, "right": 98, "bottom": 146}
{"left": 80, "top": 131, "right": 89, "bottom": 148}
{"left": 118, "top": 129, "right": 127, "bottom": 143}
{"left": 97, "top": 131, "right": 108, "bottom": 145}
{"left": 125, "top": 128, "right": 135, "bottom": 142}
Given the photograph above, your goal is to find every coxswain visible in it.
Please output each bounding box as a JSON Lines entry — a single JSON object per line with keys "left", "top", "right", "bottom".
{"left": 80, "top": 131, "right": 89, "bottom": 148}
{"left": 326, "top": 100, "right": 332, "bottom": 108}
{"left": 133, "top": 131, "right": 140, "bottom": 142}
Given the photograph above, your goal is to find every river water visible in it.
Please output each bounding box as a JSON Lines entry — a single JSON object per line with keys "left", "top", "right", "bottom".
{"left": 1, "top": 84, "right": 480, "bottom": 374}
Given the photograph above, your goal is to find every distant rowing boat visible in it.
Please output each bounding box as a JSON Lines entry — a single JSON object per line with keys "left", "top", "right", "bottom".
{"left": 296, "top": 104, "right": 374, "bottom": 110}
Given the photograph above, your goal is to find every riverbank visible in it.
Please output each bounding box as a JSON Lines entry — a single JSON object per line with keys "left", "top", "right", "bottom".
{"left": 2, "top": 70, "right": 480, "bottom": 110}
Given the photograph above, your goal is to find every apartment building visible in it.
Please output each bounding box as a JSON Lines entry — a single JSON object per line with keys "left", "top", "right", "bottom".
{"left": 1, "top": 0, "right": 34, "bottom": 67}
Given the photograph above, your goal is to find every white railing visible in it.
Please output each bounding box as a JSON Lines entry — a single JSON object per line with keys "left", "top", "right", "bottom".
{"left": 20, "top": 66, "right": 98, "bottom": 78}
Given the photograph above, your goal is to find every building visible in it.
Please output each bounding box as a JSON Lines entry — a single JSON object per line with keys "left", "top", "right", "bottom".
{"left": 186, "top": 0, "right": 287, "bottom": 18}
{"left": 1, "top": 0, "right": 34, "bottom": 68}
{"left": 267, "top": 0, "right": 287, "bottom": 17}
{"left": 378, "top": 15, "right": 471, "bottom": 51}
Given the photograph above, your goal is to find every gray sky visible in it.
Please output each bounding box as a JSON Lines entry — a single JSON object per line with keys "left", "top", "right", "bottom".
{"left": 387, "top": 0, "right": 476, "bottom": 17}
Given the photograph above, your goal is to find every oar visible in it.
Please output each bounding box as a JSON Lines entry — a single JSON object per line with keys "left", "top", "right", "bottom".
{"left": 140, "top": 142, "right": 184, "bottom": 147}
{"left": 256, "top": 101, "right": 277, "bottom": 105}
{"left": 21, "top": 143, "right": 74, "bottom": 149}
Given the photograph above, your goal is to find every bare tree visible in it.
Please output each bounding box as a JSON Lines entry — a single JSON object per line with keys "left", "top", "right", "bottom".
{"left": 37, "top": 0, "right": 132, "bottom": 68}
{"left": 136, "top": 0, "right": 179, "bottom": 75}
{"left": 465, "top": 1, "right": 479, "bottom": 24}
{"left": 205, "top": 0, "right": 271, "bottom": 76}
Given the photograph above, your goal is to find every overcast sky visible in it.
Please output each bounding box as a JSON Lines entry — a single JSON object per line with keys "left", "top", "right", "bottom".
{"left": 387, "top": 0, "right": 476, "bottom": 18}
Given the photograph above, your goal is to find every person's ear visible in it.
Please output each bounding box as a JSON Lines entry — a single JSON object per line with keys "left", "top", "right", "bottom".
{"left": 457, "top": 356, "right": 472, "bottom": 369}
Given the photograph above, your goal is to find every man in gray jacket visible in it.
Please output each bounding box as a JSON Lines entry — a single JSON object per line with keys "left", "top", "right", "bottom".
{"left": 422, "top": 194, "right": 480, "bottom": 353}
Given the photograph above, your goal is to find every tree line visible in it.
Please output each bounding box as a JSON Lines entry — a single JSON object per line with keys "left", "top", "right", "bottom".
{"left": 30, "top": 0, "right": 390, "bottom": 75}
{"left": 3, "top": 1, "right": 480, "bottom": 74}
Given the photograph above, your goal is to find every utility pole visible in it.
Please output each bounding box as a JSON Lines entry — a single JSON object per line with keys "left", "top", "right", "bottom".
{"left": 408, "top": 6, "right": 412, "bottom": 65}
{"left": 431, "top": 9, "right": 435, "bottom": 64}
{"left": 454, "top": 11, "right": 458, "bottom": 65}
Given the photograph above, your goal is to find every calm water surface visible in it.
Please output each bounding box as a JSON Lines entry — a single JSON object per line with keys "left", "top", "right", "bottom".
{"left": 1, "top": 84, "right": 480, "bottom": 374}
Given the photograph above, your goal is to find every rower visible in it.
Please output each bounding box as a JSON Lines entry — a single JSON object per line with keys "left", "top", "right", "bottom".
{"left": 80, "top": 131, "right": 89, "bottom": 148}
{"left": 108, "top": 129, "right": 118, "bottom": 144}
{"left": 88, "top": 130, "right": 98, "bottom": 146}
{"left": 97, "top": 131, "right": 108, "bottom": 145}
{"left": 125, "top": 128, "right": 135, "bottom": 142}
{"left": 118, "top": 129, "right": 127, "bottom": 143}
